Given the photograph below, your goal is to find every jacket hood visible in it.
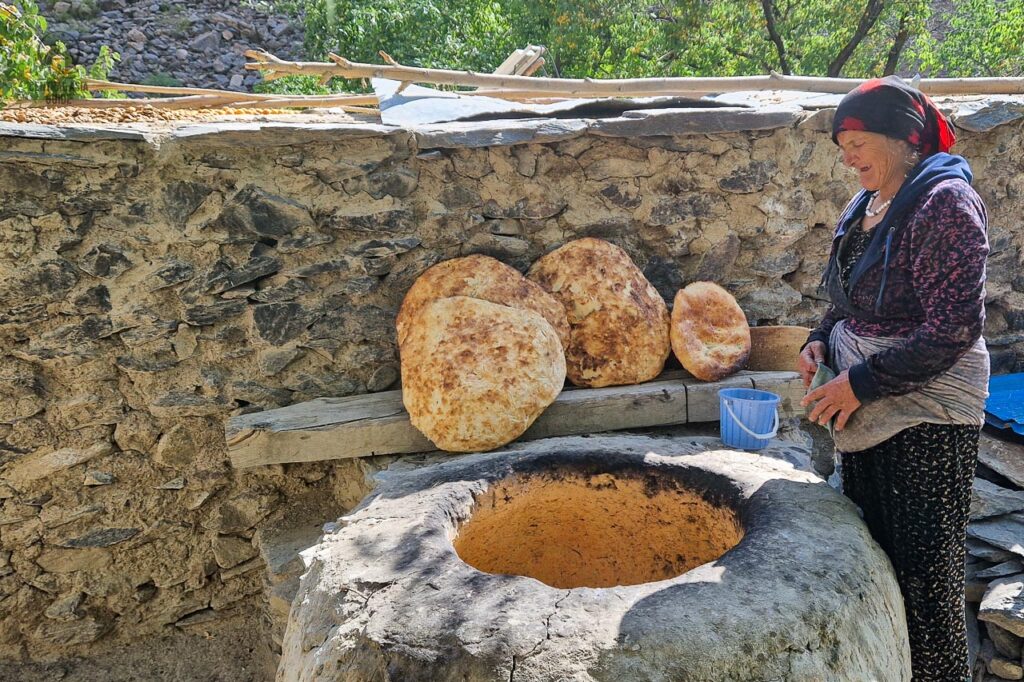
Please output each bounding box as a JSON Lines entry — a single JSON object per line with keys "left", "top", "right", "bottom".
{"left": 826, "top": 153, "right": 974, "bottom": 314}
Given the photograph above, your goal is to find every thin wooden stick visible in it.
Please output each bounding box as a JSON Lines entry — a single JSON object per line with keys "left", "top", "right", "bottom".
{"left": 86, "top": 79, "right": 250, "bottom": 97}
{"left": 244, "top": 50, "right": 1024, "bottom": 96}
{"left": 11, "top": 93, "right": 378, "bottom": 113}
{"left": 9, "top": 95, "right": 243, "bottom": 109}
{"left": 84, "top": 78, "right": 379, "bottom": 107}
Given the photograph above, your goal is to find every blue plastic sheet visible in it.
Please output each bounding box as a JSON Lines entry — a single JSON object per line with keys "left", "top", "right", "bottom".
{"left": 985, "top": 373, "right": 1024, "bottom": 436}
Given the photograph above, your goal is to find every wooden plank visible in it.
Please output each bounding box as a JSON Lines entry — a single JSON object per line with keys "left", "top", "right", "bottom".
{"left": 492, "top": 49, "right": 527, "bottom": 75}
{"left": 684, "top": 374, "right": 754, "bottom": 423}
{"left": 521, "top": 379, "right": 687, "bottom": 440}
{"left": 750, "top": 370, "right": 807, "bottom": 419}
{"left": 228, "top": 370, "right": 805, "bottom": 468}
{"left": 230, "top": 378, "right": 688, "bottom": 468}
{"left": 227, "top": 391, "right": 405, "bottom": 441}
{"left": 229, "top": 413, "right": 432, "bottom": 469}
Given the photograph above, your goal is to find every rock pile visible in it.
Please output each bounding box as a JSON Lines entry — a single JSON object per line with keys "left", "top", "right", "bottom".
{"left": 38, "top": 0, "right": 304, "bottom": 91}
{"left": 968, "top": 433, "right": 1024, "bottom": 681}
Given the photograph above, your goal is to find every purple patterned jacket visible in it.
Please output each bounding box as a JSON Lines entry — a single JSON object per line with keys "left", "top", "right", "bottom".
{"left": 807, "top": 155, "right": 989, "bottom": 402}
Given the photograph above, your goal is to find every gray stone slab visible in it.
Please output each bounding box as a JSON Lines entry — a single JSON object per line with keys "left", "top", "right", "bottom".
{"left": 978, "top": 559, "right": 1024, "bottom": 580}
{"left": 968, "top": 513, "right": 1024, "bottom": 558}
{"left": 952, "top": 98, "right": 1024, "bottom": 133}
{"left": 167, "top": 122, "right": 406, "bottom": 146}
{"left": 968, "top": 537, "right": 1020, "bottom": 563}
{"left": 979, "top": 434, "right": 1024, "bottom": 489}
{"left": 413, "top": 118, "right": 589, "bottom": 149}
{"left": 979, "top": 574, "right": 1024, "bottom": 638}
{"left": 973, "top": 478, "right": 1024, "bottom": 520}
{"left": 590, "top": 106, "right": 802, "bottom": 137}
{"left": 0, "top": 122, "right": 152, "bottom": 142}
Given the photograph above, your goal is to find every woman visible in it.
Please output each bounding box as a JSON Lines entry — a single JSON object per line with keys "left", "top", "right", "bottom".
{"left": 799, "top": 76, "right": 989, "bottom": 681}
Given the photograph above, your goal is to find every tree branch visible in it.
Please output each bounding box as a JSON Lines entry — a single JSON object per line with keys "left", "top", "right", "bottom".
{"left": 759, "top": 0, "right": 791, "bottom": 74}
{"left": 244, "top": 51, "right": 1024, "bottom": 97}
{"left": 828, "top": 0, "right": 887, "bottom": 77}
{"left": 882, "top": 11, "right": 910, "bottom": 75}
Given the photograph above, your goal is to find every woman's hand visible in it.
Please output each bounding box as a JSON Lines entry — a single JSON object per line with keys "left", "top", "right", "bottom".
{"left": 799, "top": 341, "right": 827, "bottom": 388}
{"left": 801, "top": 369, "right": 862, "bottom": 431}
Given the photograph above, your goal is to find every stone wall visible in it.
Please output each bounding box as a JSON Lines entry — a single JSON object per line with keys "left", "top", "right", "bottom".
{"left": 1, "top": 106, "right": 1022, "bottom": 660}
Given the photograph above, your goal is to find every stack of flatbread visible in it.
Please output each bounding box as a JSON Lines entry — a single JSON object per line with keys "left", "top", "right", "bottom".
{"left": 397, "top": 241, "right": 752, "bottom": 453}
{"left": 397, "top": 255, "right": 567, "bottom": 452}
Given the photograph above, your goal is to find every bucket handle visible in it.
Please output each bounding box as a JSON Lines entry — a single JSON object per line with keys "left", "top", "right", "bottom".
{"left": 722, "top": 398, "right": 779, "bottom": 441}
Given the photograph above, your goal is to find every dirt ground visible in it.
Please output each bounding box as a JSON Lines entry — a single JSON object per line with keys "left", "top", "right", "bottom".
{"left": 0, "top": 612, "right": 275, "bottom": 682}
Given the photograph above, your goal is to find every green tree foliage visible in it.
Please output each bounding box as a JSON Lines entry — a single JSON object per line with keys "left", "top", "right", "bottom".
{"left": 295, "top": 0, "right": 1024, "bottom": 85}
{"left": 918, "top": 0, "right": 1024, "bottom": 76}
{"left": 0, "top": 0, "right": 118, "bottom": 104}
{"left": 303, "top": 0, "right": 511, "bottom": 72}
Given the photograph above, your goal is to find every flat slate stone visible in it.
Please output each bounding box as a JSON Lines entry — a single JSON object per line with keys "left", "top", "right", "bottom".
{"left": 979, "top": 574, "right": 1024, "bottom": 638}
{"left": 590, "top": 106, "right": 802, "bottom": 137}
{"left": 4, "top": 442, "right": 113, "bottom": 491}
{"left": 968, "top": 537, "right": 1019, "bottom": 563}
{"left": 952, "top": 98, "right": 1024, "bottom": 133}
{"left": 978, "top": 559, "right": 1024, "bottom": 580}
{"left": 973, "top": 478, "right": 1024, "bottom": 520}
{"left": 413, "top": 118, "right": 589, "bottom": 149}
{"left": 968, "top": 512, "right": 1024, "bottom": 558}
{"left": 58, "top": 527, "right": 140, "bottom": 548}
{"left": 167, "top": 122, "right": 405, "bottom": 146}
{"left": 979, "top": 434, "right": 1024, "bottom": 488}
{"left": 207, "top": 256, "right": 281, "bottom": 294}
{"left": 183, "top": 300, "right": 247, "bottom": 326}
{"left": 0, "top": 122, "right": 151, "bottom": 141}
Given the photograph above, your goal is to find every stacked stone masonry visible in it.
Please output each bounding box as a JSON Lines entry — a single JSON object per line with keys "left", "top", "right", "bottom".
{"left": 1, "top": 102, "right": 1023, "bottom": 661}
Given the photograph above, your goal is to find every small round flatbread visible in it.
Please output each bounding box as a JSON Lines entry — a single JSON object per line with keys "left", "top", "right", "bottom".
{"left": 396, "top": 254, "right": 569, "bottom": 351}
{"left": 671, "top": 281, "right": 750, "bottom": 382}
{"left": 527, "top": 238, "right": 670, "bottom": 388}
{"left": 401, "top": 296, "right": 566, "bottom": 453}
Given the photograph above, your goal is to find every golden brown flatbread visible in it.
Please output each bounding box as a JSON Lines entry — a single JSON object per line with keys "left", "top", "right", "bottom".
{"left": 527, "top": 238, "right": 670, "bottom": 387}
{"left": 671, "top": 281, "right": 750, "bottom": 381}
{"left": 396, "top": 254, "right": 569, "bottom": 350}
{"left": 400, "top": 296, "right": 565, "bottom": 452}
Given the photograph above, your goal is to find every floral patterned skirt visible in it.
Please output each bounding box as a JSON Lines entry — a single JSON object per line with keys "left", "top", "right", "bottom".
{"left": 841, "top": 422, "right": 979, "bottom": 682}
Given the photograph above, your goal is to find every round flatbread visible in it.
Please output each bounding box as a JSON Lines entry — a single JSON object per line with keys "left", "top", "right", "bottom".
{"left": 396, "top": 254, "right": 569, "bottom": 350}
{"left": 671, "top": 281, "right": 750, "bottom": 382}
{"left": 527, "top": 238, "right": 670, "bottom": 388}
{"left": 401, "top": 296, "right": 565, "bottom": 452}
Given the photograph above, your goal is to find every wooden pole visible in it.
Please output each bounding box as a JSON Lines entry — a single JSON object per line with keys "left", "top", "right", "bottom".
{"left": 244, "top": 51, "right": 1024, "bottom": 96}
{"left": 84, "top": 78, "right": 379, "bottom": 107}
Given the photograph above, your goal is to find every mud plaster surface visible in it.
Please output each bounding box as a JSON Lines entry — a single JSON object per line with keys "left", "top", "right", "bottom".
{"left": 454, "top": 472, "right": 742, "bottom": 588}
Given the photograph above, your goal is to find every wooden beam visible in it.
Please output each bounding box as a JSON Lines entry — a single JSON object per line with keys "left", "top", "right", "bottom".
{"left": 227, "top": 370, "right": 806, "bottom": 468}
{"left": 244, "top": 51, "right": 1024, "bottom": 96}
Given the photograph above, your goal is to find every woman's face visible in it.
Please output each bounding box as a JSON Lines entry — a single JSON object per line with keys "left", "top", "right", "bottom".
{"left": 836, "top": 130, "right": 906, "bottom": 194}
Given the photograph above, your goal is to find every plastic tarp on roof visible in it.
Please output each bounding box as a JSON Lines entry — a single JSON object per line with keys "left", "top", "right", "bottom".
{"left": 372, "top": 78, "right": 728, "bottom": 126}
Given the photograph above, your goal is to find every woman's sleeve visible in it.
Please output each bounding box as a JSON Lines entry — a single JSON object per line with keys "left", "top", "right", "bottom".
{"left": 847, "top": 183, "right": 989, "bottom": 400}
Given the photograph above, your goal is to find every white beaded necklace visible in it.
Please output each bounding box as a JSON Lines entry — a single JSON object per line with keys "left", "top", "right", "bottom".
{"left": 864, "top": 191, "right": 893, "bottom": 218}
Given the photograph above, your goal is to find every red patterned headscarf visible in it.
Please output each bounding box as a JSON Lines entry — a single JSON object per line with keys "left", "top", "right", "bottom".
{"left": 832, "top": 76, "right": 956, "bottom": 157}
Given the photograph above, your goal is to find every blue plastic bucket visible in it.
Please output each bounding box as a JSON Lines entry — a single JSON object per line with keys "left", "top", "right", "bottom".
{"left": 718, "top": 388, "right": 780, "bottom": 450}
